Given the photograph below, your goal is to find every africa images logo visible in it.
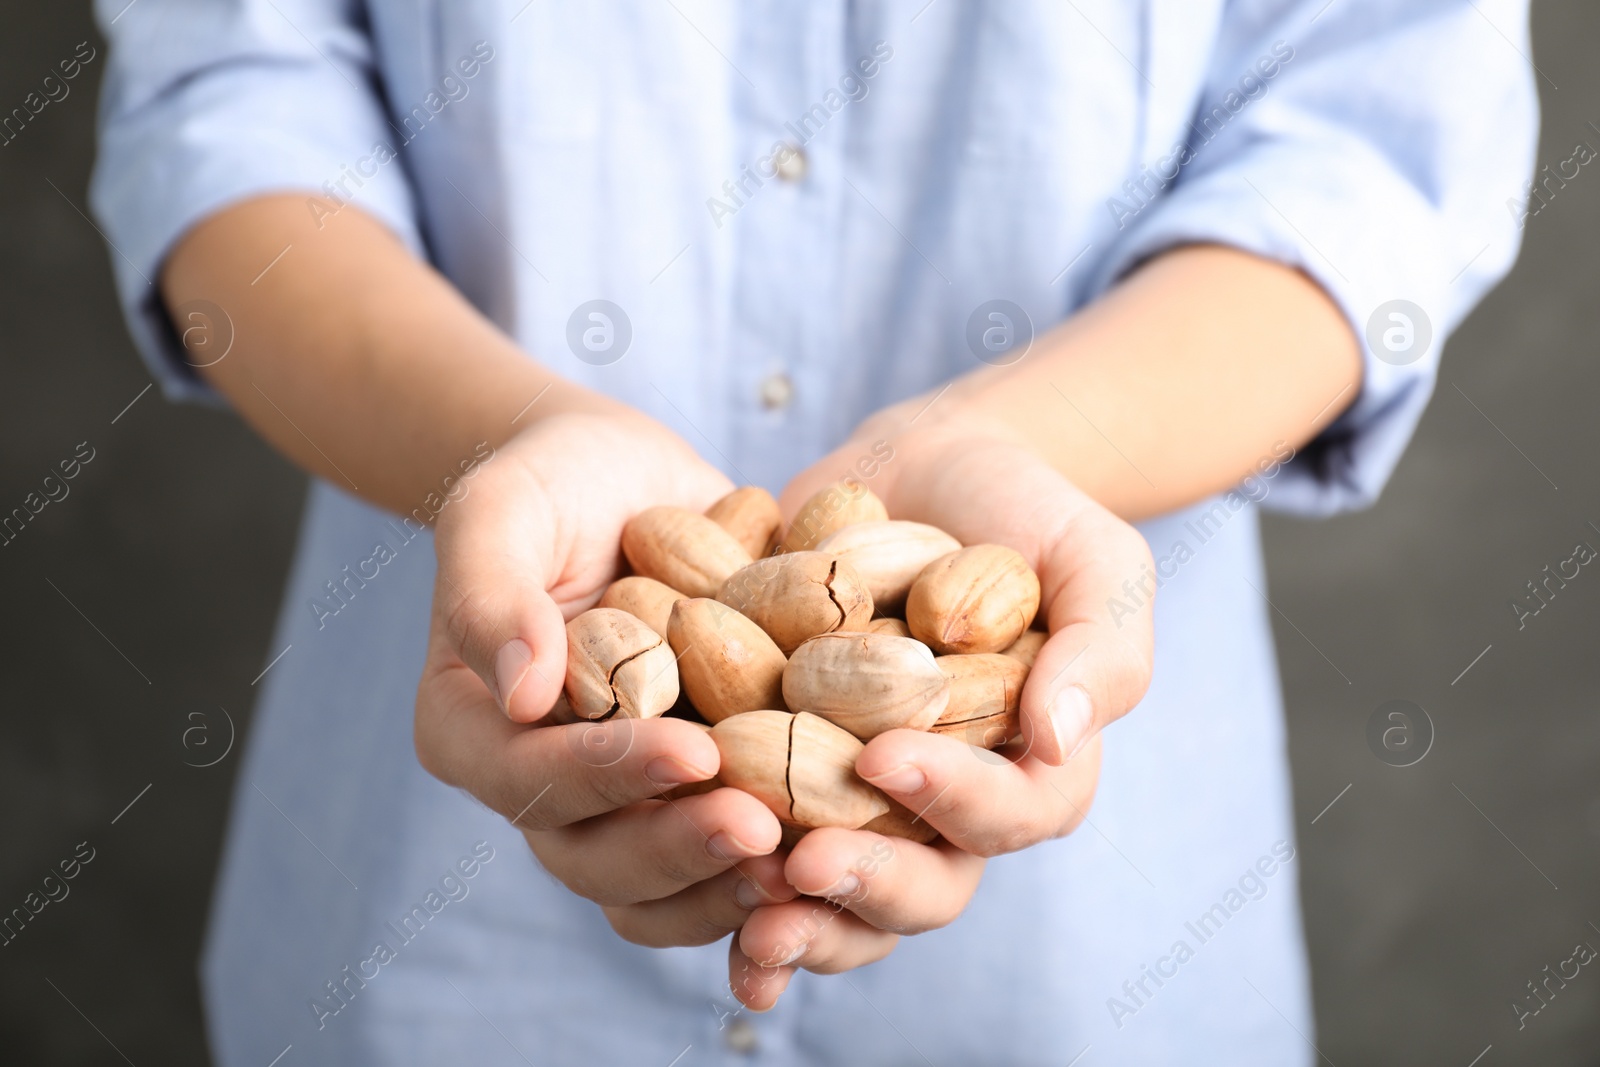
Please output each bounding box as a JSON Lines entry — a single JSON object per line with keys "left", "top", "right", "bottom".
{"left": 1365, "top": 699, "right": 1433, "bottom": 768}
{"left": 566, "top": 300, "right": 632, "bottom": 366}
{"left": 1365, "top": 299, "right": 1433, "bottom": 367}
{"left": 965, "top": 300, "right": 1034, "bottom": 366}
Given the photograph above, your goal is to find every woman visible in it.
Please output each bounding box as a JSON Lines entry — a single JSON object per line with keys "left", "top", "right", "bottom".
{"left": 92, "top": 1, "right": 1534, "bottom": 1063}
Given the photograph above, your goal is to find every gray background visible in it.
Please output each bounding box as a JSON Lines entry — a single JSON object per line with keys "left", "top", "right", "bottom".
{"left": 1, "top": 3, "right": 1595, "bottom": 1065}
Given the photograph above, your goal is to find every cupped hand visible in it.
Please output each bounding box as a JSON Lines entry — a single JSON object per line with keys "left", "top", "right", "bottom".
{"left": 729, "top": 417, "right": 1154, "bottom": 1008}
{"left": 414, "top": 412, "right": 794, "bottom": 948}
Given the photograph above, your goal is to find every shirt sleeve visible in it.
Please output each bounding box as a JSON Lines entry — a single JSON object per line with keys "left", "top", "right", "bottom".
{"left": 90, "top": 0, "right": 424, "bottom": 405}
{"left": 1092, "top": 0, "right": 1539, "bottom": 516}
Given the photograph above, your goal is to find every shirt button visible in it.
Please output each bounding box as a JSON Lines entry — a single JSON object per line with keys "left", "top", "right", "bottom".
{"left": 724, "top": 1018, "right": 760, "bottom": 1055}
{"left": 775, "top": 145, "right": 807, "bottom": 182}
{"left": 759, "top": 372, "right": 794, "bottom": 411}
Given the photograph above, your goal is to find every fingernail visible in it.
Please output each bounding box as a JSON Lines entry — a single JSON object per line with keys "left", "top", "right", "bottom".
{"left": 645, "top": 757, "right": 710, "bottom": 786}
{"left": 771, "top": 942, "right": 807, "bottom": 967}
{"left": 494, "top": 639, "right": 532, "bottom": 717}
{"left": 706, "top": 831, "right": 759, "bottom": 862}
{"left": 825, "top": 873, "right": 861, "bottom": 901}
{"left": 1048, "top": 685, "right": 1094, "bottom": 760}
{"left": 735, "top": 879, "right": 766, "bottom": 909}
{"left": 861, "top": 764, "right": 926, "bottom": 794}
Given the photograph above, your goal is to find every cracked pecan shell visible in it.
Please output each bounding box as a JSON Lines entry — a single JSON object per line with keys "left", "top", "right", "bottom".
{"left": 564, "top": 607, "right": 680, "bottom": 720}
{"left": 715, "top": 551, "right": 873, "bottom": 654}
{"left": 710, "top": 710, "right": 889, "bottom": 830}
{"left": 930, "top": 652, "right": 1027, "bottom": 749}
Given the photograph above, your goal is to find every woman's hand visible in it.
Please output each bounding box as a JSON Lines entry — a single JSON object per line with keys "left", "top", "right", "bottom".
{"left": 728, "top": 416, "right": 1155, "bottom": 1008}
{"left": 414, "top": 412, "right": 798, "bottom": 948}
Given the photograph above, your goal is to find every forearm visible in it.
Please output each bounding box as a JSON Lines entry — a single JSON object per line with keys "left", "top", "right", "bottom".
{"left": 161, "top": 195, "right": 625, "bottom": 514}
{"left": 902, "top": 245, "right": 1362, "bottom": 521}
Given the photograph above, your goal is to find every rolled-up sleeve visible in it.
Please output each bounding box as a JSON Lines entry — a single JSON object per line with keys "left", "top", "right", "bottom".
{"left": 90, "top": 0, "right": 423, "bottom": 404}
{"left": 1094, "top": 0, "right": 1539, "bottom": 515}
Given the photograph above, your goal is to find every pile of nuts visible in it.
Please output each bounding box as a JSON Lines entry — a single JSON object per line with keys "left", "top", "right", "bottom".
{"left": 561, "top": 481, "right": 1046, "bottom": 843}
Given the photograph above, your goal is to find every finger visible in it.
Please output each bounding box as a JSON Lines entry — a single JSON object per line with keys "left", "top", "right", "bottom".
{"left": 415, "top": 659, "right": 723, "bottom": 828}
{"left": 1021, "top": 503, "right": 1155, "bottom": 764}
{"left": 781, "top": 828, "right": 984, "bottom": 935}
{"left": 602, "top": 851, "right": 797, "bottom": 947}
{"left": 531, "top": 789, "right": 783, "bottom": 907}
{"left": 738, "top": 899, "right": 899, "bottom": 975}
{"left": 855, "top": 729, "right": 1103, "bottom": 856}
{"left": 728, "top": 935, "right": 794, "bottom": 1012}
{"left": 433, "top": 467, "right": 569, "bottom": 723}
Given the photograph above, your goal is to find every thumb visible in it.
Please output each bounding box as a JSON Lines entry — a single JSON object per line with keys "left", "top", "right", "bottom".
{"left": 1019, "top": 506, "right": 1155, "bottom": 766}
{"left": 433, "top": 480, "right": 569, "bottom": 724}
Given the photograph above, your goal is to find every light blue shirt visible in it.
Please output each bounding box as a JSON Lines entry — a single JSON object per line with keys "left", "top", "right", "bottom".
{"left": 92, "top": 1, "right": 1535, "bottom": 1063}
